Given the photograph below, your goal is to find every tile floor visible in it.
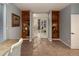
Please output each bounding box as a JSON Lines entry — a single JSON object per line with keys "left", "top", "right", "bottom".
{"left": 21, "top": 38, "right": 79, "bottom": 56}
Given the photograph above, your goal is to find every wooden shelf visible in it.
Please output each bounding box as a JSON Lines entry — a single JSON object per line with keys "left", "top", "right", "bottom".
{"left": 21, "top": 11, "right": 30, "bottom": 38}
{"left": 52, "top": 11, "right": 59, "bottom": 39}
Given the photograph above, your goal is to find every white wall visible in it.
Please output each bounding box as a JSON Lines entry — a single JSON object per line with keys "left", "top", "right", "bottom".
{"left": 6, "top": 4, "right": 21, "bottom": 39}
{"left": 48, "top": 11, "right": 52, "bottom": 41}
{"left": 29, "top": 12, "right": 33, "bottom": 41}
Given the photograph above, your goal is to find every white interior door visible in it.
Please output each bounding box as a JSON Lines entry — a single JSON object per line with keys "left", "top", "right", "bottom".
{"left": 71, "top": 14, "right": 79, "bottom": 49}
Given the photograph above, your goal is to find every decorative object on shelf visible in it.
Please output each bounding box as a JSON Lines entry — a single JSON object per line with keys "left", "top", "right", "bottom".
{"left": 52, "top": 11, "right": 59, "bottom": 38}
{"left": 12, "top": 13, "right": 20, "bottom": 27}
{"left": 52, "top": 23, "right": 57, "bottom": 27}
{"left": 23, "top": 23, "right": 26, "bottom": 27}
{"left": 25, "top": 27, "right": 27, "bottom": 30}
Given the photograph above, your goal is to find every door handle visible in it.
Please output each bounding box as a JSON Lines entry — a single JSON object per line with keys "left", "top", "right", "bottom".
{"left": 71, "top": 33, "right": 75, "bottom": 34}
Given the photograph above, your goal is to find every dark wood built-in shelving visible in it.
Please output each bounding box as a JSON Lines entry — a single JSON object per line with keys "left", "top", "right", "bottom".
{"left": 52, "top": 11, "right": 59, "bottom": 39}
{"left": 22, "top": 11, "right": 30, "bottom": 38}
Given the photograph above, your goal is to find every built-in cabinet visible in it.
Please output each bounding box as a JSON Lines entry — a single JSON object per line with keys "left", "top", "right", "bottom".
{"left": 52, "top": 11, "right": 59, "bottom": 39}
{"left": 22, "top": 11, "right": 30, "bottom": 38}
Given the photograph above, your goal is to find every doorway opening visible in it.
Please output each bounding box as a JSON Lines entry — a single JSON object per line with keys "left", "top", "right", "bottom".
{"left": 32, "top": 13, "right": 49, "bottom": 39}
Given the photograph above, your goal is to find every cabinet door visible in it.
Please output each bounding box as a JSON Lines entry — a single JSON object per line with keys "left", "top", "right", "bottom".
{"left": 52, "top": 11, "right": 59, "bottom": 38}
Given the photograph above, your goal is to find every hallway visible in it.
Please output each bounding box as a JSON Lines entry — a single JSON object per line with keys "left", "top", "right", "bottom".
{"left": 21, "top": 38, "right": 79, "bottom": 56}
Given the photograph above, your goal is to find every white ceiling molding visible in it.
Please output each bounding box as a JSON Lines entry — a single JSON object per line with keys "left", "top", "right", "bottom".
{"left": 14, "top": 3, "right": 70, "bottom": 12}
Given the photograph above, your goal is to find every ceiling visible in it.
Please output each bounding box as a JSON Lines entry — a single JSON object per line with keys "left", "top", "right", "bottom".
{"left": 14, "top": 3, "right": 70, "bottom": 12}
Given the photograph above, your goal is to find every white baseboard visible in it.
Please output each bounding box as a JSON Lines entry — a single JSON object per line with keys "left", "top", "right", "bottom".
{"left": 71, "top": 46, "right": 79, "bottom": 49}
{"left": 48, "top": 38, "right": 52, "bottom": 41}
{"left": 60, "top": 39, "right": 71, "bottom": 48}
{"left": 53, "top": 39, "right": 60, "bottom": 40}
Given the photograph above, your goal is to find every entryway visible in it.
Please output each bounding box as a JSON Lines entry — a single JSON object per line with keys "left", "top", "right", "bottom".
{"left": 32, "top": 13, "right": 49, "bottom": 39}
